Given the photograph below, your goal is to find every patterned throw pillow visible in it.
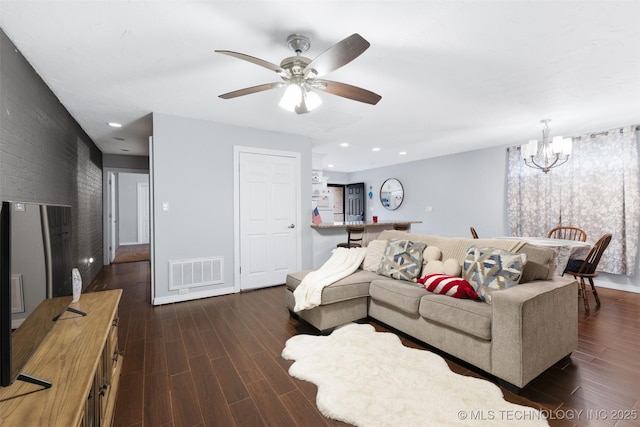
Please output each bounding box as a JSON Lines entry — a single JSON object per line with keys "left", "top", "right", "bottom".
{"left": 377, "top": 239, "right": 427, "bottom": 282}
{"left": 417, "top": 274, "right": 480, "bottom": 299}
{"left": 462, "top": 246, "right": 527, "bottom": 304}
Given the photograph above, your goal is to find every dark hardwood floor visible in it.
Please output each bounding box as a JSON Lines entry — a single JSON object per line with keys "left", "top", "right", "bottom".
{"left": 89, "top": 261, "right": 640, "bottom": 427}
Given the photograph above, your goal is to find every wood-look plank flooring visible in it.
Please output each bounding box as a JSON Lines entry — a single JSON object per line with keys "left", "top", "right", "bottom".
{"left": 88, "top": 262, "right": 640, "bottom": 427}
{"left": 112, "top": 244, "right": 151, "bottom": 264}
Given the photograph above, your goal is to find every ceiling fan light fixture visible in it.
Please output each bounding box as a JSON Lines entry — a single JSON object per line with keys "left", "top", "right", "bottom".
{"left": 304, "top": 89, "right": 322, "bottom": 111}
{"left": 279, "top": 84, "right": 302, "bottom": 112}
{"left": 279, "top": 84, "right": 322, "bottom": 113}
{"left": 218, "top": 33, "right": 380, "bottom": 111}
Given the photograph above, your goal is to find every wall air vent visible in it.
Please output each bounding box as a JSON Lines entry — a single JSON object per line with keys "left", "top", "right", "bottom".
{"left": 169, "top": 257, "right": 223, "bottom": 290}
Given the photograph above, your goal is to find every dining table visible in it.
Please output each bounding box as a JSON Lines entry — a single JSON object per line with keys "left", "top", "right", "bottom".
{"left": 497, "top": 236, "right": 592, "bottom": 276}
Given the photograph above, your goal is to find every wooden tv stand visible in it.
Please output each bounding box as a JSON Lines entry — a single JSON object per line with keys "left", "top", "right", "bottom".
{"left": 0, "top": 289, "right": 123, "bottom": 426}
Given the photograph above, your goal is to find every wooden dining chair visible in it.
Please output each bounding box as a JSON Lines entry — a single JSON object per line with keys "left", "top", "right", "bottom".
{"left": 563, "top": 233, "right": 612, "bottom": 314}
{"left": 336, "top": 225, "right": 365, "bottom": 248}
{"left": 470, "top": 227, "right": 479, "bottom": 239}
{"left": 547, "top": 226, "right": 587, "bottom": 242}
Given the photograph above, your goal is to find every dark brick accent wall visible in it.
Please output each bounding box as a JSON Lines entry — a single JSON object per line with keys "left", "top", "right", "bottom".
{"left": 0, "top": 29, "right": 103, "bottom": 287}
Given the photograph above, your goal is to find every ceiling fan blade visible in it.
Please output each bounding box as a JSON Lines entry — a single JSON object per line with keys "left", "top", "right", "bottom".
{"left": 313, "top": 79, "right": 381, "bottom": 105}
{"left": 304, "top": 33, "right": 370, "bottom": 77}
{"left": 215, "top": 50, "right": 287, "bottom": 75}
{"left": 218, "top": 82, "right": 283, "bottom": 99}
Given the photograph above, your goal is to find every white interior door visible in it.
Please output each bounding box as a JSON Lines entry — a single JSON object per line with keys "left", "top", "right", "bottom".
{"left": 237, "top": 149, "right": 300, "bottom": 290}
{"left": 137, "top": 182, "right": 150, "bottom": 243}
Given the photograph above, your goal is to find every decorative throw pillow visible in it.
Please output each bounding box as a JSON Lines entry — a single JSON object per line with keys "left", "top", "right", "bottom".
{"left": 423, "top": 246, "right": 442, "bottom": 263}
{"left": 362, "top": 240, "right": 387, "bottom": 272}
{"left": 420, "top": 243, "right": 462, "bottom": 278}
{"left": 462, "top": 246, "right": 527, "bottom": 304}
{"left": 418, "top": 274, "right": 480, "bottom": 299}
{"left": 421, "top": 245, "right": 443, "bottom": 276}
{"left": 377, "top": 239, "right": 426, "bottom": 282}
{"left": 443, "top": 258, "right": 462, "bottom": 276}
{"left": 422, "top": 260, "right": 445, "bottom": 275}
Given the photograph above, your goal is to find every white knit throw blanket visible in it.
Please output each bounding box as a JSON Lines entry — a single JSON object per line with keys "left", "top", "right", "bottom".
{"left": 293, "top": 247, "right": 368, "bottom": 312}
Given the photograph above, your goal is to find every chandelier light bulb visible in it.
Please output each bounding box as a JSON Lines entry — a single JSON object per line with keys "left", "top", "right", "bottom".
{"left": 563, "top": 138, "right": 573, "bottom": 155}
{"left": 552, "top": 136, "right": 564, "bottom": 154}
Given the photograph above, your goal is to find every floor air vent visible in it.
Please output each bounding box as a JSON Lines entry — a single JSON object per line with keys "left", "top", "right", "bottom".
{"left": 169, "top": 257, "right": 223, "bottom": 290}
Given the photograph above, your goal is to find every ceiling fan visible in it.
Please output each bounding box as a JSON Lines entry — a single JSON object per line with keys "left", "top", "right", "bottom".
{"left": 215, "top": 33, "right": 382, "bottom": 114}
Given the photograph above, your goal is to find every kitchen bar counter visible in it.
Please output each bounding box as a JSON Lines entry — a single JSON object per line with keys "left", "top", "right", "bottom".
{"left": 309, "top": 220, "right": 422, "bottom": 268}
{"left": 310, "top": 220, "right": 421, "bottom": 229}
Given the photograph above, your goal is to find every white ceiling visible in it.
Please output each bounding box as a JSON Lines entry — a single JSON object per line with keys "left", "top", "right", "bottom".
{"left": 1, "top": 1, "right": 639, "bottom": 172}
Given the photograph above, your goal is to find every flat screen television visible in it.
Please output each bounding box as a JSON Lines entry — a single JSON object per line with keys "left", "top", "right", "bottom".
{"left": 0, "top": 201, "right": 74, "bottom": 388}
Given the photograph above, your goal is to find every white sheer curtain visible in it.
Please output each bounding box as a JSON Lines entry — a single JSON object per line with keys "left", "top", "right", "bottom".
{"left": 507, "top": 125, "right": 640, "bottom": 275}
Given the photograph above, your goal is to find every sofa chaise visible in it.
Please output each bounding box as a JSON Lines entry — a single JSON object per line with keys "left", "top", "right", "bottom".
{"left": 286, "top": 230, "right": 579, "bottom": 390}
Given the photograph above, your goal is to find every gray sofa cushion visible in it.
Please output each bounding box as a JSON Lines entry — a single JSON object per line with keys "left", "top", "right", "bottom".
{"left": 286, "top": 269, "right": 379, "bottom": 305}
{"left": 516, "top": 243, "right": 557, "bottom": 282}
{"left": 369, "top": 279, "right": 428, "bottom": 315}
{"left": 419, "top": 294, "right": 492, "bottom": 340}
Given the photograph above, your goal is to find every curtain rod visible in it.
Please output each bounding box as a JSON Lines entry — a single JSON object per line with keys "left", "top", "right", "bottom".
{"left": 507, "top": 125, "right": 640, "bottom": 152}
{"left": 581, "top": 125, "right": 640, "bottom": 140}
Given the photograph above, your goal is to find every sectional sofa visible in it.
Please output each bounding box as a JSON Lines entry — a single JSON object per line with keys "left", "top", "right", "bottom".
{"left": 286, "top": 230, "right": 579, "bottom": 390}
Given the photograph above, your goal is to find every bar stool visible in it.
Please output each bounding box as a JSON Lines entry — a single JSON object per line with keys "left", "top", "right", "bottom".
{"left": 337, "top": 225, "right": 365, "bottom": 248}
{"left": 393, "top": 223, "right": 410, "bottom": 231}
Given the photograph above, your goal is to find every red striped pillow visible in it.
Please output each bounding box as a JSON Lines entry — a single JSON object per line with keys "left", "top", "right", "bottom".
{"left": 417, "top": 274, "right": 480, "bottom": 299}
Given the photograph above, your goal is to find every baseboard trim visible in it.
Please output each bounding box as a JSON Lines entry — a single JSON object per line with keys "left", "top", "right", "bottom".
{"left": 593, "top": 280, "right": 640, "bottom": 294}
{"left": 152, "top": 286, "right": 235, "bottom": 305}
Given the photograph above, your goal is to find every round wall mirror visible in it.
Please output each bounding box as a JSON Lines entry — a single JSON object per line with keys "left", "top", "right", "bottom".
{"left": 380, "top": 178, "right": 404, "bottom": 210}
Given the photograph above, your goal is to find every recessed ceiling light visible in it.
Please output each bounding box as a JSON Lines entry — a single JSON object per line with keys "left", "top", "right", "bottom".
{"left": 340, "top": 142, "right": 349, "bottom": 147}
{"left": 372, "top": 147, "right": 381, "bottom": 152}
{"left": 399, "top": 151, "right": 407, "bottom": 155}
{"left": 108, "top": 122, "right": 122, "bottom": 128}
{"left": 328, "top": 164, "right": 334, "bottom": 168}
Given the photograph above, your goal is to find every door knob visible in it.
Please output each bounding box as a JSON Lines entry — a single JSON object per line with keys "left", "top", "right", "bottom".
{"left": 288, "top": 224, "right": 295, "bottom": 229}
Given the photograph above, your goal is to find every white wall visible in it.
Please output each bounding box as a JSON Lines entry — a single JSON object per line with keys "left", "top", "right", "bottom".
{"left": 347, "top": 145, "right": 510, "bottom": 238}
{"left": 151, "top": 113, "right": 313, "bottom": 303}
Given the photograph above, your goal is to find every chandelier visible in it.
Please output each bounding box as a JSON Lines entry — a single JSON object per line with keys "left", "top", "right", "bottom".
{"left": 520, "top": 119, "right": 572, "bottom": 173}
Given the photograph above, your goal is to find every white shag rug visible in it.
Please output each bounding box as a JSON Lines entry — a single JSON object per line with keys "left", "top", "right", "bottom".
{"left": 282, "top": 323, "right": 549, "bottom": 427}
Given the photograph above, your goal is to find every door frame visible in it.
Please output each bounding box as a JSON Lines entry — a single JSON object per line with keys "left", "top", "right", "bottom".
{"left": 233, "top": 146, "right": 302, "bottom": 293}
{"left": 137, "top": 182, "right": 150, "bottom": 243}
{"left": 102, "top": 167, "right": 150, "bottom": 265}
{"left": 108, "top": 172, "right": 117, "bottom": 263}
